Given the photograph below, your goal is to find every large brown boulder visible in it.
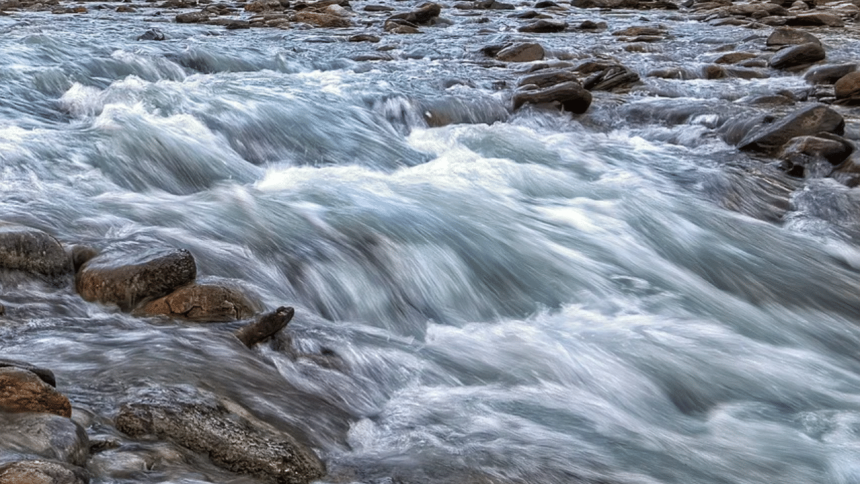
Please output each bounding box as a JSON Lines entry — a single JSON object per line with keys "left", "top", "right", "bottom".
{"left": 0, "top": 461, "right": 89, "bottom": 484}
{"left": 76, "top": 245, "right": 196, "bottom": 311}
{"left": 768, "top": 42, "right": 825, "bottom": 70}
{"left": 386, "top": 2, "right": 441, "bottom": 24}
{"left": 835, "top": 71, "right": 860, "bottom": 102}
{"left": 0, "top": 224, "right": 71, "bottom": 281}
{"left": 116, "top": 388, "right": 325, "bottom": 484}
{"left": 512, "top": 81, "right": 592, "bottom": 113}
{"left": 135, "top": 281, "right": 260, "bottom": 322}
{"left": 0, "top": 367, "right": 71, "bottom": 417}
{"left": 0, "top": 359, "right": 56, "bottom": 387}
{"left": 738, "top": 104, "right": 844, "bottom": 153}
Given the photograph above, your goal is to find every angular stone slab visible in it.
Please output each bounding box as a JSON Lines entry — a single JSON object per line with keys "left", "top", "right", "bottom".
{"left": 739, "top": 104, "right": 844, "bottom": 153}
{"left": 76, "top": 244, "right": 196, "bottom": 312}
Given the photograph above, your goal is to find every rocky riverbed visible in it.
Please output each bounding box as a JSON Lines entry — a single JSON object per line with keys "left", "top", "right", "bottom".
{"left": 3, "top": 0, "right": 860, "bottom": 483}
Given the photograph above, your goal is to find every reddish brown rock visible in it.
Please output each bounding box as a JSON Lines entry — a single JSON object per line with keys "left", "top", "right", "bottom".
{"left": 135, "top": 282, "right": 260, "bottom": 322}
{"left": 295, "top": 10, "right": 352, "bottom": 27}
{"left": 0, "top": 367, "right": 71, "bottom": 418}
{"left": 835, "top": 71, "right": 860, "bottom": 102}
{"left": 76, "top": 245, "right": 197, "bottom": 312}
{"left": 0, "top": 461, "right": 89, "bottom": 484}
{"left": 0, "top": 224, "right": 71, "bottom": 281}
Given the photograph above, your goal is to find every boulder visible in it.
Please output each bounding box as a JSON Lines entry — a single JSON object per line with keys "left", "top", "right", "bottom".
{"left": 115, "top": 388, "right": 325, "bottom": 484}
{"left": 786, "top": 12, "right": 845, "bottom": 26}
{"left": 517, "top": 68, "right": 580, "bottom": 89}
{"left": 175, "top": 11, "right": 209, "bottom": 22}
{"left": 495, "top": 43, "right": 544, "bottom": 62}
{"left": 571, "top": 0, "right": 639, "bottom": 7}
{"left": 235, "top": 306, "right": 295, "bottom": 348}
{"left": 577, "top": 62, "right": 640, "bottom": 91}
{"left": 805, "top": 64, "right": 857, "bottom": 84}
{"left": 728, "top": 2, "right": 788, "bottom": 16}
{"left": 0, "top": 367, "right": 71, "bottom": 417}
{"left": 738, "top": 103, "right": 844, "bottom": 153}
{"left": 766, "top": 27, "right": 820, "bottom": 47}
{"left": 768, "top": 42, "right": 825, "bottom": 70}
{"left": 578, "top": 20, "right": 607, "bottom": 30}
{"left": 518, "top": 19, "right": 567, "bottom": 32}
{"left": 782, "top": 133, "right": 853, "bottom": 165}
{"left": 612, "top": 25, "right": 664, "bottom": 37}
{"left": 835, "top": 71, "right": 860, "bottom": 102}
{"left": 0, "top": 413, "right": 89, "bottom": 466}
{"left": 76, "top": 244, "right": 197, "bottom": 312}
{"left": 348, "top": 33, "right": 380, "bottom": 42}
{"left": 295, "top": 10, "right": 352, "bottom": 27}
{"left": 0, "top": 224, "right": 71, "bottom": 281}
{"left": 386, "top": 2, "right": 440, "bottom": 24}
{"left": 715, "top": 52, "right": 757, "bottom": 64}
{"left": 512, "top": 81, "right": 592, "bottom": 113}
{"left": 0, "top": 461, "right": 89, "bottom": 484}
{"left": 0, "top": 359, "right": 56, "bottom": 387}
{"left": 135, "top": 281, "right": 260, "bottom": 322}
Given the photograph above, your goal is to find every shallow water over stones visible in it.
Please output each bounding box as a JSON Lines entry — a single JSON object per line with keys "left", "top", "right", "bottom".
{"left": 3, "top": 0, "right": 860, "bottom": 483}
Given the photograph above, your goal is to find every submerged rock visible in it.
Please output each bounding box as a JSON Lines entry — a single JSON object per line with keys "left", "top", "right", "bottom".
{"left": 0, "top": 366, "right": 71, "bottom": 417}
{"left": 76, "top": 244, "right": 197, "bottom": 312}
{"left": 0, "top": 413, "right": 89, "bottom": 466}
{"left": 738, "top": 103, "right": 844, "bottom": 153}
{"left": 386, "top": 2, "right": 441, "bottom": 24}
{"left": 115, "top": 389, "right": 325, "bottom": 484}
{"left": 518, "top": 19, "right": 567, "bottom": 32}
{"left": 175, "top": 11, "right": 209, "bottom": 23}
{"left": 135, "top": 281, "right": 260, "bottom": 322}
{"left": 577, "top": 61, "right": 640, "bottom": 91}
{"left": 0, "top": 224, "right": 71, "bottom": 281}
{"left": 235, "top": 306, "right": 295, "bottom": 348}
{"left": 805, "top": 64, "right": 857, "bottom": 85}
{"left": 136, "top": 29, "right": 165, "bottom": 41}
{"left": 0, "top": 461, "right": 89, "bottom": 484}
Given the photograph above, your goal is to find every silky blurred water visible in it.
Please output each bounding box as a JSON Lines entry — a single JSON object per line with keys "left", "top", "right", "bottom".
{"left": 2, "top": 5, "right": 860, "bottom": 484}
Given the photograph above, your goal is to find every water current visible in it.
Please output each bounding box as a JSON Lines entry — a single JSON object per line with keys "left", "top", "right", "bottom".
{"left": 3, "top": 5, "right": 860, "bottom": 483}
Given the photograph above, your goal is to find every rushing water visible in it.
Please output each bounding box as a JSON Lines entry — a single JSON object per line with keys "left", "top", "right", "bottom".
{"left": 3, "top": 4, "right": 860, "bottom": 484}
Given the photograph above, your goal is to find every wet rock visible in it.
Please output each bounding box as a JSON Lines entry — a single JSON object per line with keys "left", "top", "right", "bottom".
{"left": 115, "top": 389, "right": 324, "bottom": 484}
{"left": 224, "top": 20, "right": 251, "bottom": 29}
{"left": 495, "top": 43, "right": 544, "bottom": 62}
{"left": 0, "top": 367, "right": 71, "bottom": 417}
{"left": 766, "top": 27, "right": 820, "bottom": 47}
{"left": 476, "top": 0, "right": 515, "bottom": 8}
{"left": 245, "top": 0, "right": 282, "bottom": 11}
{"left": 612, "top": 25, "right": 664, "bottom": 37}
{"left": 349, "top": 33, "right": 380, "bottom": 42}
{"left": 739, "top": 103, "right": 844, "bottom": 153}
{"left": 136, "top": 28, "right": 166, "bottom": 41}
{"left": 518, "top": 19, "right": 566, "bottom": 32}
{"left": 235, "top": 306, "right": 295, "bottom": 348}
{"left": 782, "top": 133, "right": 854, "bottom": 165}
{"left": 805, "top": 63, "right": 857, "bottom": 85}
{"left": 768, "top": 42, "right": 825, "bottom": 70}
{"left": 385, "top": 20, "right": 421, "bottom": 33}
{"left": 387, "top": 2, "right": 440, "bottom": 24}
{"left": 535, "top": 0, "right": 558, "bottom": 6}
{"left": 512, "top": 81, "right": 592, "bottom": 113}
{"left": 0, "top": 461, "right": 89, "bottom": 484}
{"left": 0, "top": 413, "right": 89, "bottom": 466}
{"left": 135, "top": 281, "right": 260, "bottom": 322}
{"left": 786, "top": 12, "right": 845, "bottom": 26}
{"left": 0, "top": 359, "right": 56, "bottom": 387}
{"left": 576, "top": 61, "right": 640, "bottom": 91}
{"left": 175, "top": 11, "right": 209, "bottom": 22}
{"left": 577, "top": 20, "right": 606, "bottom": 30}
{"left": 363, "top": 4, "right": 392, "bottom": 10}
{"left": 647, "top": 67, "right": 692, "bottom": 79}
{"left": 0, "top": 224, "right": 71, "bottom": 281}
{"left": 746, "top": 94, "right": 795, "bottom": 105}
{"left": 715, "top": 52, "right": 757, "bottom": 64}
{"left": 76, "top": 244, "right": 197, "bottom": 312}
{"left": 517, "top": 68, "right": 579, "bottom": 88}
{"left": 115, "top": 5, "right": 135, "bottom": 11}
{"left": 295, "top": 10, "right": 352, "bottom": 27}
{"left": 728, "top": 2, "right": 788, "bottom": 17}
{"left": 571, "top": 0, "right": 638, "bottom": 8}
{"left": 703, "top": 64, "right": 769, "bottom": 79}
{"left": 835, "top": 71, "right": 860, "bottom": 103}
